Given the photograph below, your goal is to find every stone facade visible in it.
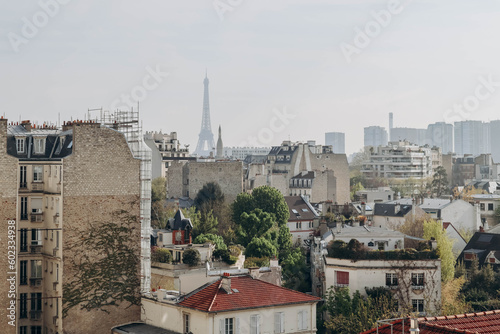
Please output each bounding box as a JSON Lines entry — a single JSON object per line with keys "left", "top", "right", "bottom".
{"left": 166, "top": 161, "right": 244, "bottom": 202}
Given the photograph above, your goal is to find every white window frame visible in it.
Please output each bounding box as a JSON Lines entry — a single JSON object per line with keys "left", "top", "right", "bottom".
{"left": 274, "top": 312, "right": 285, "bottom": 333}
{"left": 250, "top": 314, "right": 261, "bottom": 334}
{"left": 412, "top": 299, "right": 424, "bottom": 313}
{"left": 33, "top": 166, "right": 43, "bottom": 182}
{"left": 297, "top": 310, "right": 309, "bottom": 330}
{"left": 183, "top": 313, "right": 190, "bottom": 334}
{"left": 411, "top": 273, "right": 424, "bottom": 286}
{"left": 16, "top": 137, "right": 26, "bottom": 153}
{"left": 31, "top": 229, "right": 42, "bottom": 246}
{"left": 34, "top": 137, "right": 46, "bottom": 154}
{"left": 220, "top": 318, "right": 239, "bottom": 334}
{"left": 30, "top": 260, "right": 42, "bottom": 278}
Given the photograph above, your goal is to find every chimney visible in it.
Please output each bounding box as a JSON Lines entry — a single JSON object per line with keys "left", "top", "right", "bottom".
{"left": 395, "top": 203, "right": 401, "bottom": 215}
{"left": 361, "top": 202, "right": 366, "bottom": 216}
{"left": 221, "top": 272, "right": 232, "bottom": 294}
{"left": 248, "top": 267, "right": 259, "bottom": 279}
{"left": 409, "top": 318, "right": 420, "bottom": 332}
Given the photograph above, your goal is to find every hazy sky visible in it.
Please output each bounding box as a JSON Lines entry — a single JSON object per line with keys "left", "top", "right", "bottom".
{"left": 2, "top": 0, "right": 500, "bottom": 154}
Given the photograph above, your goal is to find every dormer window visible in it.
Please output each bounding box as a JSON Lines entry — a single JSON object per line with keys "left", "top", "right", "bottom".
{"left": 16, "top": 137, "right": 26, "bottom": 153}
{"left": 34, "top": 138, "right": 46, "bottom": 154}
{"left": 55, "top": 136, "right": 65, "bottom": 155}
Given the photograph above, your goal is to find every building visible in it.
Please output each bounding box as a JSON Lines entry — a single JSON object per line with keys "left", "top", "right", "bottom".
{"left": 416, "top": 198, "right": 480, "bottom": 233}
{"left": 452, "top": 155, "right": 475, "bottom": 186}
{"left": 474, "top": 154, "right": 500, "bottom": 181}
{"left": 427, "top": 122, "right": 454, "bottom": 154}
{"left": 390, "top": 127, "right": 427, "bottom": 146}
{"left": 454, "top": 120, "right": 490, "bottom": 157}
{"left": 361, "top": 141, "right": 437, "bottom": 181}
{"left": 0, "top": 116, "right": 148, "bottom": 334}
{"left": 443, "top": 222, "right": 467, "bottom": 257}
{"left": 284, "top": 195, "right": 320, "bottom": 245}
{"left": 457, "top": 232, "right": 500, "bottom": 270}
{"left": 139, "top": 274, "right": 321, "bottom": 334}
{"left": 490, "top": 120, "right": 500, "bottom": 163}
{"left": 144, "top": 131, "right": 195, "bottom": 179}
{"left": 167, "top": 160, "right": 244, "bottom": 202}
{"left": 310, "top": 236, "right": 442, "bottom": 315}
{"left": 470, "top": 194, "right": 500, "bottom": 228}
{"left": 354, "top": 187, "right": 395, "bottom": 203}
{"left": 223, "top": 147, "right": 271, "bottom": 160}
{"left": 364, "top": 126, "right": 388, "bottom": 148}
{"left": 325, "top": 132, "right": 345, "bottom": 154}
{"left": 245, "top": 141, "right": 350, "bottom": 204}
{"left": 362, "top": 310, "right": 500, "bottom": 333}
{"left": 372, "top": 202, "right": 426, "bottom": 229}
{"left": 324, "top": 226, "right": 405, "bottom": 251}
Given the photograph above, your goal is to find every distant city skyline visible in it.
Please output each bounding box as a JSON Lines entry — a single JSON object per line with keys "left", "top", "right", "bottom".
{"left": 3, "top": 1, "right": 500, "bottom": 155}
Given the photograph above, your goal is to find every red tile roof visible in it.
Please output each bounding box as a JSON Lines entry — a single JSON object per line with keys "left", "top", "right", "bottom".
{"left": 361, "top": 310, "right": 500, "bottom": 334}
{"left": 177, "top": 275, "right": 321, "bottom": 313}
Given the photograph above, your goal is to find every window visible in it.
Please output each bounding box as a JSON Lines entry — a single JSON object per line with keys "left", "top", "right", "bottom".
{"left": 488, "top": 203, "right": 494, "bottom": 211}
{"left": 33, "top": 166, "right": 43, "bottom": 182}
{"left": 250, "top": 315, "right": 261, "bottom": 334}
{"left": 31, "top": 260, "right": 42, "bottom": 278}
{"left": 464, "top": 252, "right": 476, "bottom": 261}
{"left": 386, "top": 273, "right": 398, "bottom": 286}
{"left": 20, "top": 261, "right": 27, "bottom": 285}
{"left": 31, "top": 293, "right": 42, "bottom": 312}
{"left": 31, "top": 229, "right": 42, "bottom": 246}
{"left": 20, "top": 326, "right": 28, "bottom": 334}
{"left": 20, "top": 229, "right": 28, "bottom": 252}
{"left": 411, "top": 273, "right": 424, "bottom": 286}
{"left": 20, "top": 293, "right": 27, "bottom": 318}
{"left": 220, "top": 318, "right": 239, "bottom": 334}
{"left": 412, "top": 299, "right": 424, "bottom": 313}
{"left": 480, "top": 203, "right": 485, "bottom": 211}
{"left": 21, "top": 197, "right": 28, "bottom": 220}
{"left": 20, "top": 166, "right": 27, "bottom": 188}
{"left": 296, "top": 222, "right": 302, "bottom": 229}
{"left": 335, "top": 271, "right": 349, "bottom": 287}
{"left": 297, "top": 310, "right": 309, "bottom": 330}
{"left": 274, "top": 312, "right": 285, "bottom": 333}
{"left": 183, "top": 313, "right": 190, "bottom": 333}
{"left": 368, "top": 241, "right": 374, "bottom": 247}
{"left": 17, "top": 137, "right": 25, "bottom": 153}
{"left": 34, "top": 138, "right": 45, "bottom": 154}
{"left": 30, "top": 326, "right": 42, "bottom": 334}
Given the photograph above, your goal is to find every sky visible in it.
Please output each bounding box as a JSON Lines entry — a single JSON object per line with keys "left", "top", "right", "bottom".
{"left": 2, "top": 0, "right": 500, "bottom": 155}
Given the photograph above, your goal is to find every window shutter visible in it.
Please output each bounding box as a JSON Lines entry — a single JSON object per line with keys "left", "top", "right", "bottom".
{"left": 297, "top": 311, "right": 302, "bottom": 330}
{"left": 257, "top": 315, "right": 261, "bottom": 333}
{"left": 304, "top": 310, "right": 309, "bottom": 330}
{"left": 280, "top": 313, "right": 285, "bottom": 333}
{"left": 235, "top": 317, "right": 240, "bottom": 334}
{"left": 219, "top": 319, "right": 224, "bottom": 334}
{"left": 274, "top": 313, "right": 280, "bottom": 333}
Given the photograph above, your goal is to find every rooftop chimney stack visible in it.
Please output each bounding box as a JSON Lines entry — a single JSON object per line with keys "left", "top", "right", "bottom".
{"left": 410, "top": 318, "right": 420, "bottom": 332}
{"left": 221, "top": 272, "right": 232, "bottom": 294}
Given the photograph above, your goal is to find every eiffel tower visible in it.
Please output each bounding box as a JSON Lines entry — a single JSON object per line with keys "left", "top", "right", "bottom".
{"left": 194, "top": 72, "right": 215, "bottom": 157}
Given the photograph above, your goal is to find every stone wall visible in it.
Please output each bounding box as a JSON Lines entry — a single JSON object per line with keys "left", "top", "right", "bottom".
{"left": 61, "top": 124, "right": 141, "bottom": 334}
{"left": 0, "top": 119, "right": 18, "bottom": 334}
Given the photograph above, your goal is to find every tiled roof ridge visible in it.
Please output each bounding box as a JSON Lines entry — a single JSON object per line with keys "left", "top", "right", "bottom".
{"left": 419, "top": 309, "right": 500, "bottom": 322}
{"left": 207, "top": 279, "right": 223, "bottom": 312}
{"left": 178, "top": 279, "right": 220, "bottom": 303}
{"left": 241, "top": 275, "right": 321, "bottom": 301}
{"left": 424, "top": 323, "right": 478, "bottom": 334}
{"left": 359, "top": 319, "right": 403, "bottom": 334}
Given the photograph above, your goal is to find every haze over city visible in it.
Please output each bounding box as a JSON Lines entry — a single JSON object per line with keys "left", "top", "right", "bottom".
{"left": 2, "top": 0, "right": 500, "bottom": 154}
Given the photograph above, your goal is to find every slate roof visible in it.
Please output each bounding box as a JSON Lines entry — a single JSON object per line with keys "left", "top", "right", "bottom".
{"left": 457, "top": 232, "right": 500, "bottom": 269}
{"left": 177, "top": 275, "right": 320, "bottom": 313}
{"left": 243, "top": 154, "right": 267, "bottom": 164}
{"left": 284, "top": 196, "right": 318, "bottom": 221}
{"left": 467, "top": 181, "right": 500, "bottom": 194}
{"left": 167, "top": 209, "right": 193, "bottom": 230}
{"left": 373, "top": 203, "right": 413, "bottom": 217}
{"left": 361, "top": 310, "right": 500, "bottom": 333}
{"left": 7, "top": 125, "right": 73, "bottom": 160}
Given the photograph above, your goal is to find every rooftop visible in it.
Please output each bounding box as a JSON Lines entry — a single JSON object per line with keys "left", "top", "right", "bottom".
{"left": 284, "top": 196, "right": 318, "bottom": 221}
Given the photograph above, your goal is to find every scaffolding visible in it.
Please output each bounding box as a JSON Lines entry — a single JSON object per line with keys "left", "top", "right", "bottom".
{"left": 94, "top": 107, "right": 152, "bottom": 293}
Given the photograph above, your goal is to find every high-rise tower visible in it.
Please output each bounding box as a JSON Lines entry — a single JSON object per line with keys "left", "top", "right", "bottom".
{"left": 216, "top": 125, "right": 223, "bottom": 159}
{"left": 194, "top": 72, "right": 215, "bottom": 157}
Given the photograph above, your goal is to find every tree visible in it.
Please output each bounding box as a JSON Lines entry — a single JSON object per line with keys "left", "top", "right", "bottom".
{"left": 151, "top": 247, "right": 172, "bottom": 263}
{"left": 441, "top": 277, "right": 470, "bottom": 315}
{"left": 194, "top": 182, "right": 225, "bottom": 214}
{"left": 152, "top": 177, "right": 167, "bottom": 202}
{"left": 237, "top": 209, "right": 276, "bottom": 246}
{"left": 423, "top": 219, "right": 455, "bottom": 282}
{"left": 151, "top": 177, "right": 171, "bottom": 228}
{"left": 281, "top": 247, "right": 310, "bottom": 292}
{"left": 431, "top": 166, "right": 449, "bottom": 197}
{"left": 245, "top": 237, "right": 277, "bottom": 258}
{"left": 182, "top": 248, "right": 201, "bottom": 267}
{"left": 192, "top": 210, "right": 218, "bottom": 237}
{"left": 193, "top": 233, "right": 227, "bottom": 251}
{"left": 393, "top": 215, "right": 425, "bottom": 249}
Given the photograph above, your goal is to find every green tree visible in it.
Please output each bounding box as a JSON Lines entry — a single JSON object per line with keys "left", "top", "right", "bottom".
{"left": 182, "top": 248, "right": 201, "bottom": 267}
{"left": 431, "top": 166, "right": 449, "bottom": 197}
{"left": 423, "top": 219, "right": 454, "bottom": 282}
{"left": 152, "top": 177, "right": 167, "bottom": 202}
{"left": 193, "top": 233, "right": 227, "bottom": 251}
{"left": 194, "top": 182, "right": 225, "bottom": 214}
{"left": 237, "top": 209, "right": 275, "bottom": 246}
{"left": 151, "top": 247, "right": 172, "bottom": 263}
{"left": 281, "top": 247, "right": 309, "bottom": 292}
{"left": 192, "top": 210, "right": 218, "bottom": 237}
{"left": 245, "top": 237, "right": 278, "bottom": 258}
{"left": 151, "top": 177, "right": 171, "bottom": 228}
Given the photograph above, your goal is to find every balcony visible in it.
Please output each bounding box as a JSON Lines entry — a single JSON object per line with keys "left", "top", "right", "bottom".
{"left": 30, "top": 310, "right": 42, "bottom": 321}
{"left": 31, "top": 182, "right": 44, "bottom": 192}
{"left": 29, "top": 277, "right": 42, "bottom": 287}
{"left": 30, "top": 211, "right": 44, "bottom": 223}
{"left": 30, "top": 244, "right": 43, "bottom": 254}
